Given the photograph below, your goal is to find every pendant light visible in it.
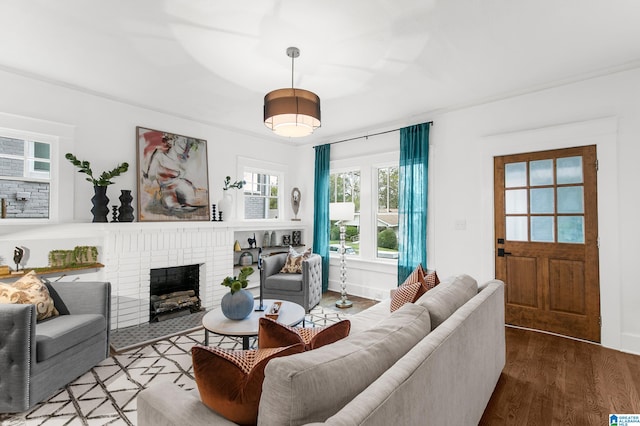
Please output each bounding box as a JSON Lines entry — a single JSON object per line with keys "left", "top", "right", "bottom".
{"left": 264, "top": 47, "right": 321, "bottom": 137}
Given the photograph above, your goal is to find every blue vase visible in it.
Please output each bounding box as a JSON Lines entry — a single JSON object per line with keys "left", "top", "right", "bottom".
{"left": 220, "top": 289, "right": 254, "bottom": 320}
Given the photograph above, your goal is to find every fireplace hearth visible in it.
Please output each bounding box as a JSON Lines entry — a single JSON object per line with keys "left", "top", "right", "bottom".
{"left": 149, "top": 264, "right": 202, "bottom": 322}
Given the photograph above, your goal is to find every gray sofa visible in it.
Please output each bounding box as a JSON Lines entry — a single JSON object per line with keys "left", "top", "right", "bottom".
{"left": 261, "top": 253, "right": 322, "bottom": 312}
{"left": 0, "top": 281, "right": 111, "bottom": 413}
{"left": 138, "top": 275, "right": 505, "bottom": 425}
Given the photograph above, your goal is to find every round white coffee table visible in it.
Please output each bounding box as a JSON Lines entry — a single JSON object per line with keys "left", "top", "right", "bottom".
{"left": 202, "top": 299, "right": 305, "bottom": 349}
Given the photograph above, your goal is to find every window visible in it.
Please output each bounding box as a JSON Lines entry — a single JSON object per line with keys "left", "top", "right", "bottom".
{"left": 505, "top": 156, "right": 585, "bottom": 243}
{"left": 0, "top": 135, "right": 52, "bottom": 219}
{"left": 376, "top": 166, "right": 399, "bottom": 259}
{"left": 243, "top": 170, "right": 280, "bottom": 219}
{"left": 329, "top": 170, "right": 360, "bottom": 255}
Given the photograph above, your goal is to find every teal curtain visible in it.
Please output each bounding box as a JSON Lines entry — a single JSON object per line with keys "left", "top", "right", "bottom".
{"left": 313, "top": 144, "right": 331, "bottom": 292}
{"left": 397, "top": 122, "right": 430, "bottom": 285}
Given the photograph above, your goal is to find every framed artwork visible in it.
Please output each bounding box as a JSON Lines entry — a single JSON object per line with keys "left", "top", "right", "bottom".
{"left": 136, "top": 127, "right": 210, "bottom": 222}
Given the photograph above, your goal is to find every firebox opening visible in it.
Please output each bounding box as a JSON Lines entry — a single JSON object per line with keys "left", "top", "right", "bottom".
{"left": 149, "top": 264, "right": 202, "bottom": 322}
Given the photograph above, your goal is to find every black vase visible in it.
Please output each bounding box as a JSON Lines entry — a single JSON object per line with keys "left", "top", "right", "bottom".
{"left": 118, "top": 190, "right": 134, "bottom": 222}
{"left": 91, "top": 186, "right": 110, "bottom": 223}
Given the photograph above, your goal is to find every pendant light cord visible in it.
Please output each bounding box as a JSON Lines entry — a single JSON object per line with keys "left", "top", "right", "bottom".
{"left": 291, "top": 53, "right": 295, "bottom": 88}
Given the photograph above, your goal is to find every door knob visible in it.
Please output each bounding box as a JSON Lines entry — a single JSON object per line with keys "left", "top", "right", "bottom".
{"left": 497, "top": 248, "right": 512, "bottom": 257}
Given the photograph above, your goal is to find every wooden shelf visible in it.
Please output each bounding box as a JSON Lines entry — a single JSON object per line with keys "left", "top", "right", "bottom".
{"left": 0, "top": 263, "right": 104, "bottom": 279}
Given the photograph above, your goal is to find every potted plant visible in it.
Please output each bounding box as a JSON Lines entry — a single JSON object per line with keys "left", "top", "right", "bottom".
{"left": 218, "top": 176, "right": 246, "bottom": 221}
{"left": 220, "top": 266, "right": 254, "bottom": 320}
{"left": 65, "top": 153, "right": 129, "bottom": 222}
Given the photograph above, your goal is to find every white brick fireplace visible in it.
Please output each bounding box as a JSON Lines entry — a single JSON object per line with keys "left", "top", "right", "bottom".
{"left": 103, "top": 224, "right": 233, "bottom": 329}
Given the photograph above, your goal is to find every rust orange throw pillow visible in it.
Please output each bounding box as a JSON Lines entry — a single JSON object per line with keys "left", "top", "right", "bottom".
{"left": 192, "top": 343, "right": 304, "bottom": 425}
{"left": 391, "top": 265, "right": 441, "bottom": 312}
{"left": 258, "top": 317, "right": 351, "bottom": 351}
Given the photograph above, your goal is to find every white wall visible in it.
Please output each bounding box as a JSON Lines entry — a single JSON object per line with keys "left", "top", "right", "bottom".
{"left": 428, "top": 68, "right": 640, "bottom": 355}
{"left": 296, "top": 67, "right": 640, "bottom": 355}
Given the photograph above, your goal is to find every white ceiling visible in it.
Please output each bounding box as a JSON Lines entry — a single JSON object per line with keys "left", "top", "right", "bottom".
{"left": 2, "top": 0, "right": 640, "bottom": 145}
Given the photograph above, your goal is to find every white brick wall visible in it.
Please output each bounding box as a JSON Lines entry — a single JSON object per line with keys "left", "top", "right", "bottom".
{"left": 103, "top": 225, "right": 233, "bottom": 329}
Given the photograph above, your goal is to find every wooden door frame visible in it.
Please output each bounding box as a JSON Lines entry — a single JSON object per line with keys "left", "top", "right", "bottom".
{"left": 478, "top": 117, "right": 621, "bottom": 348}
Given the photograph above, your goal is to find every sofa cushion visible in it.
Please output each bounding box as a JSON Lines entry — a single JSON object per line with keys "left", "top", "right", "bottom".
{"left": 279, "top": 246, "right": 312, "bottom": 274}
{"left": 192, "top": 343, "right": 304, "bottom": 425}
{"left": 415, "top": 273, "right": 478, "bottom": 329}
{"left": 258, "top": 317, "right": 351, "bottom": 351}
{"left": 258, "top": 302, "right": 431, "bottom": 425}
{"left": 0, "top": 271, "right": 59, "bottom": 321}
{"left": 390, "top": 282, "right": 422, "bottom": 312}
{"left": 389, "top": 264, "right": 427, "bottom": 312}
{"left": 35, "top": 313, "right": 106, "bottom": 361}
{"left": 347, "top": 299, "right": 391, "bottom": 335}
{"left": 264, "top": 273, "right": 303, "bottom": 292}
{"left": 417, "top": 270, "right": 440, "bottom": 299}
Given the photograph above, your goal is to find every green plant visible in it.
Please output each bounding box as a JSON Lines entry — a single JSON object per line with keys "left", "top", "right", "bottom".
{"left": 65, "top": 153, "right": 129, "bottom": 186}
{"left": 378, "top": 228, "right": 398, "bottom": 249}
{"left": 221, "top": 266, "right": 254, "bottom": 294}
{"left": 73, "top": 246, "right": 99, "bottom": 264}
{"left": 223, "top": 176, "right": 245, "bottom": 190}
{"left": 48, "top": 249, "right": 74, "bottom": 267}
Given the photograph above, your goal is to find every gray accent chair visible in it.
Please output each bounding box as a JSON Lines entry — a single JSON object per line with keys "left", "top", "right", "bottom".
{"left": 0, "top": 281, "right": 111, "bottom": 413}
{"left": 261, "top": 253, "right": 322, "bottom": 312}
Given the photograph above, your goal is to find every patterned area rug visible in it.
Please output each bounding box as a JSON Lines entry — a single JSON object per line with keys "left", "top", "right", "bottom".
{"left": 1, "top": 307, "right": 346, "bottom": 426}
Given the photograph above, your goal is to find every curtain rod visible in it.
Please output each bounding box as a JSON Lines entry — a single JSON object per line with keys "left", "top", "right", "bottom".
{"left": 316, "top": 121, "right": 433, "bottom": 147}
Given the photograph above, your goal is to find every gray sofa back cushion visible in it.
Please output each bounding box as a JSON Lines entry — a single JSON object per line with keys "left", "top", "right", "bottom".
{"left": 415, "top": 273, "right": 478, "bottom": 329}
{"left": 258, "top": 302, "right": 431, "bottom": 426}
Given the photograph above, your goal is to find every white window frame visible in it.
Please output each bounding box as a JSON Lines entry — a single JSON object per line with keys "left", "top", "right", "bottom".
{"left": 329, "top": 151, "right": 399, "bottom": 263}
{"left": 237, "top": 156, "right": 287, "bottom": 222}
{"left": 375, "top": 163, "right": 399, "bottom": 260}
{"left": 329, "top": 167, "right": 361, "bottom": 256}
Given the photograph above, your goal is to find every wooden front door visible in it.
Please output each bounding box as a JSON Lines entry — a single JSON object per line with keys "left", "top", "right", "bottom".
{"left": 494, "top": 145, "right": 600, "bottom": 342}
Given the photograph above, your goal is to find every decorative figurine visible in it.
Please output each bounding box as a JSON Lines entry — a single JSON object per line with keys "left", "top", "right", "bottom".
{"left": 13, "top": 246, "right": 24, "bottom": 272}
{"left": 292, "top": 230, "right": 302, "bottom": 245}
{"left": 248, "top": 233, "right": 257, "bottom": 249}
{"left": 291, "top": 187, "right": 301, "bottom": 221}
{"left": 211, "top": 204, "right": 217, "bottom": 221}
{"left": 112, "top": 205, "right": 119, "bottom": 222}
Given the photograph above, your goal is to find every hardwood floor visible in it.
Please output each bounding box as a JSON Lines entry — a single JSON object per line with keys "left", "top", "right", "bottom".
{"left": 480, "top": 326, "right": 640, "bottom": 425}
{"left": 319, "top": 290, "right": 379, "bottom": 313}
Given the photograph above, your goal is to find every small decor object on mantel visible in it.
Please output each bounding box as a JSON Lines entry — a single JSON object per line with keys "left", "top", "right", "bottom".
{"left": 218, "top": 176, "right": 245, "bottom": 221}
{"left": 118, "top": 190, "right": 135, "bottom": 222}
{"left": 65, "top": 153, "right": 129, "bottom": 223}
{"left": 282, "top": 234, "right": 291, "bottom": 246}
{"left": 291, "top": 187, "right": 301, "bottom": 221}
{"left": 220, "top": 266, "right": 255, "bottom": 320}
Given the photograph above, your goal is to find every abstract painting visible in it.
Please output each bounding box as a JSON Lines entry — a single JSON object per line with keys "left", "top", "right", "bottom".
{"left": 136, "top": 127, "right": 210, "bottom": 221}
